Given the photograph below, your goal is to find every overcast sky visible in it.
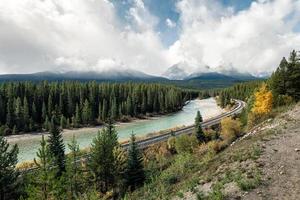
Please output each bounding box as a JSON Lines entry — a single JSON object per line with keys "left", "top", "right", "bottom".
{"left": 0, "top": 0, "right": 300, "bottom": 76}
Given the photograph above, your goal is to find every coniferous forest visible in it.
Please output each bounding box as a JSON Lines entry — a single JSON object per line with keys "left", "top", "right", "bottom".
{"left": 0, "top": 82, "right": 188, "bottom": 135}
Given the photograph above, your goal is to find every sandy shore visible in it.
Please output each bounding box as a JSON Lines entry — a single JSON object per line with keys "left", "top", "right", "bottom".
{"left": 5, "top": 115, "right": 163, "bottom": 143}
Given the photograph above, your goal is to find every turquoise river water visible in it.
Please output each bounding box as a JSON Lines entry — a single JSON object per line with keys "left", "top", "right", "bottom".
{"left": 7, "top": 98, "right": 223, "bottom": 163}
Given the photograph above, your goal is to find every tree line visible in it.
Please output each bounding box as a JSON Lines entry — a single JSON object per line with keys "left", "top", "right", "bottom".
{"left": 0, "top": 82, "right": 189, "bottom": 135}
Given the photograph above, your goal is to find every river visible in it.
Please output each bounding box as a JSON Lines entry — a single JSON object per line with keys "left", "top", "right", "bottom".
{"left": 8, "top": 98, "right": 223, "bottom": 163}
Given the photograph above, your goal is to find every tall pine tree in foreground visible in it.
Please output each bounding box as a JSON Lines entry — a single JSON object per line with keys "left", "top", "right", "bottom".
{"left": 194, "top": 110, "right": 205, "bottom": 143}
{"left": 67, "top": 135, "right": 82, "bottom": 198}
{"left": 89, "top": 120, "right": 119, "bottom": 193}
{"left": 48, "top": 116, "right": 66, "bottom": 176}
{"left": 26, "top": 135, "right": 54, "bottom": 200}
{"left": 125, "top": 134, "right": 145, "bottom": 191}
{"left": 0, "top": 135, "right": 19, "bottom": 200}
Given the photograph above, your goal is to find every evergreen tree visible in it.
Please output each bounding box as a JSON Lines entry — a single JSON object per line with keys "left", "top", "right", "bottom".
{"left": 60, "top": 115, "right": 66, "bottom": 129}
{"left": 97, "top": 103, "right": 102, "bottom": 123}
{"left": 42, "top": 101, "right": 47, "bottom": 122}
{"left": 89, "top": 121, "right": 118, "bottom": 193}
{"left": 32, "top": 102, "right": 38, "bottom": 123}
{"left": 48, "top": 94, "right": 53, "bottom": 117}
{"left": 67, "top": 135, "right": 81, "bottom": 198}
{"left": 48, "top": 116, "right": 66, "bottom": 176}
{"left": 26, "top": 135, "right": 54, "bottom": 200}
{"left": 74, "top": 104, "right": 81, "bottom": 127}
{"left": 43, "top": 116, "right": 50, "bottom": 131}
{"left": 110, "top": 97, "right": 118, "bottom": 120}
{"left": 23, "top": 97, "right": 30, "bottom": 131}
{"left": 125, "top": 134, "right": 145, "bottom": 191}
{"left": 6, "top": 99, "right": 14, "bottom": 128}
{"left": 14, "top": 97, "right": 24, "bottom": 131}
{"left": 102, "top": 99, "right": 108, "bottom": 122}
{"left": 194, "top": 111, "right": 205, "bottom": 142}
{"left": 0, "top": 135, "right": 19, "bottom": 200}
{"left": 82, "top": 99, "right": 91, "bottom": 124}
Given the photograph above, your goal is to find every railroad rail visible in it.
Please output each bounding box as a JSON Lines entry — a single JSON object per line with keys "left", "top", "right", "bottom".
{"left": 21, "top": 99, "right": 245, "bottom": 173}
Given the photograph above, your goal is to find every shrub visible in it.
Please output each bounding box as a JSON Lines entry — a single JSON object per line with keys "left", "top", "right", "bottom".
{"left": 167, "top": 137, "right": 177, "bottom": 154}
{"left": 175, "top": 134, "right": 198, "bottom": 154}
{"left": 204, "top": 129, "right": 218, "bottom": 141}
{"left": 220, "top": 117, "right": 241, "bottom": 144}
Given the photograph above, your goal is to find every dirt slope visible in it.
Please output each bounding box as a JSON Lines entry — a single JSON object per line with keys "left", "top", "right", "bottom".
{"left": 244, "top": 104, "right": 300, "bottom": 200}
{"left": 173, "top": 103, "right": 300, "bottom": 200}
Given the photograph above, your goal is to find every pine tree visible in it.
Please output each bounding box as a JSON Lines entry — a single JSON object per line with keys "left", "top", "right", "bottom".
{"left": 42, "top": 101, "right": 47, "bottom": 122}
{"left": 126, "top": 96, "right": 132, "bottom": 116}
{"left": 32, "top": 102, "right": 38, "bottom": 123}
{"left": 110, "top": 97, "right": 117, "bottom": 120}
{"left": 194, "top": 111, "right": 205, "bottom": 142}
{"left": 48, "top": 94, "right": 53, "bottom": 117}
{"left": 0, "top": 135, "right": 19, "bottom": 200}
{"left": 60, "top": 115, "right": 66, "bottom": 129}
{"left": 27, "top": 135, "right": 53, "bottom": 200}
{"left": 23, "top": 97, "right": 30, "bottom": 131}
{"left": 125, "top": 134, "right": 145, "bottom": 191}
{"left": 14, "top": 97, "right": 23, "bottom": 131}
{"left": 48, "top": 116, "right": 66, "bottom": 176}
{"left": 82, "top": 99, "right": 91, "bottom": 124}
{"left": 97, "top": 103, "right": 102, "bottom": 123}
{"left": 43, "top": 116, "right": 50, "bottom": 131}
{"left": 67, "top": 135, "right": 81, "bottom": 198}
{"left": 74, "top": 104, "right": 81, "bottom": 127}
{"left": 89, "top": 121, "right": 119, "bottom": 193}
{"left": 102, "top": 99, "right": 108, "bottom": 122}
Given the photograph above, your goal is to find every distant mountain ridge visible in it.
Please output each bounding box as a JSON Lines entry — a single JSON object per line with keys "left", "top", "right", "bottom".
{"left": 0, "top": 69, "right": 167, "bottom": 82}
{"left": 0, "top": 68, "right": 262, "bottom": 89}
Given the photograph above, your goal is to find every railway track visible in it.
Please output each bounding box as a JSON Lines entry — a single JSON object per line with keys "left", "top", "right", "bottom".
{"left": 21, "top": 99, "right": 245, "bottom": 173}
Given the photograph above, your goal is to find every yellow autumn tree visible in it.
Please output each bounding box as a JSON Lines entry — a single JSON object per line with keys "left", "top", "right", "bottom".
{"left": 252, "top": 83, "right": 273, "bottom": 115}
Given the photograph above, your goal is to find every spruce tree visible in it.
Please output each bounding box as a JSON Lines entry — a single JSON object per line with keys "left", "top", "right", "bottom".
{"left": 67, "top": 135, "right": 81, "bottom": 198}
{"left": 195, "top": 111, "right": 205, "bottom": 143}
{"left": 27, "top": 135, "right": 53, "bottom": 200}
{"left": 48, "top": 116, "right": 66, "bottom": 176}
{"left": 0, "top": 135, "right": 19, "bottom": 200}
{"left": 23, "top": 97, "right": 30, "bottom": 131}
{"left": 82, "top": 99, "right": 91, "bottom": 124}
{"left": 74, "top": 104, "right": 81, "bottom": 127}
{"left": 125, "top": 134, "right": 145, "bottom": 191}
{"left": 32, "top": 102, "right": 38, "bottom": 123}
{"left": 89, "top": 121, "right": 118, "bottom": 193}
{"left": 42, "top": 101, "right": 47, "bottom": 122}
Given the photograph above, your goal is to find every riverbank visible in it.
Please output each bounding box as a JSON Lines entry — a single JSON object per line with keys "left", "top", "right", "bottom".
{"left": 9, "top": 98, "right": 224, "bottom": 163}
{"left": 5, "top": 112, "right": 183, "bottom": 143}
{"left": 5, "top": 99, "right": 202, "bottom": 144}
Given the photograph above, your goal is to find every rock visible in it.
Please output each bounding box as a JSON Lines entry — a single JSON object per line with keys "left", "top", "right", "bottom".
{"left": 273, "top": 149, "right": 278, "bottom": 152}
{"left": 280, "top": 171, "right": 284, "bottom": 175}
{"left": 295, "top": 148, "right": 300, "bottom": 152}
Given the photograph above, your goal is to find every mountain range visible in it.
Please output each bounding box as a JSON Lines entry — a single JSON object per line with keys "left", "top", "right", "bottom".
{"left": 0, "top": 67, "right": 262, "bottom": 89}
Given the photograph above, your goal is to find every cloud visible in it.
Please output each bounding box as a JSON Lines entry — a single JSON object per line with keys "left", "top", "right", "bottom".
{"left": 0, "top": 0, "right": 300, "bottom": 76}
{"left": 169, "top": 0, "right": 300, "bottom": 76}
{"left": 0, "top": 0, "right": 170, "bottom": 75}
{"left": 166, "top": 18, "right": 176, "bottom": 28}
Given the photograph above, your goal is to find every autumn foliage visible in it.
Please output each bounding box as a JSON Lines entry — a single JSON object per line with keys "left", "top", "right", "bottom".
{"left": 220, "top": 117, "right": 242, "bottom": 143}
{"left": 252, "top": 83, "right": 273, "bottom": 115}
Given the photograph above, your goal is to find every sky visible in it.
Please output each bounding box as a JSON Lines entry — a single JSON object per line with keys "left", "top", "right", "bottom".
{"left": 0, "top": 0, "right": 300, "bottom": 76}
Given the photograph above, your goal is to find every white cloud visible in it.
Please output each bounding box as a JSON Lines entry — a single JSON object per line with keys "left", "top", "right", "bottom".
{"left": 0, "top": 0, "right": 300, "bottom": 76}
{"left": 169, "top": 0, "right": 300, "bottom": 76}
{"left": 166, "top": 18, "right": 176, "bottom": 28}
{"left": 0, "top": 0, "right": 170, "bottom": 75}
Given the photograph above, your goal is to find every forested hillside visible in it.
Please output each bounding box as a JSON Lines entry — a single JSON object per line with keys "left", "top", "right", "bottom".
{"left": 0, "top": 82, "right": 188, "bottom": 135}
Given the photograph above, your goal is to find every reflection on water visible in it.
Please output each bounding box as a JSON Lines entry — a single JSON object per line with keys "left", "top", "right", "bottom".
{"left": 10, "top": 98, "right": 223, "bottom": 162}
